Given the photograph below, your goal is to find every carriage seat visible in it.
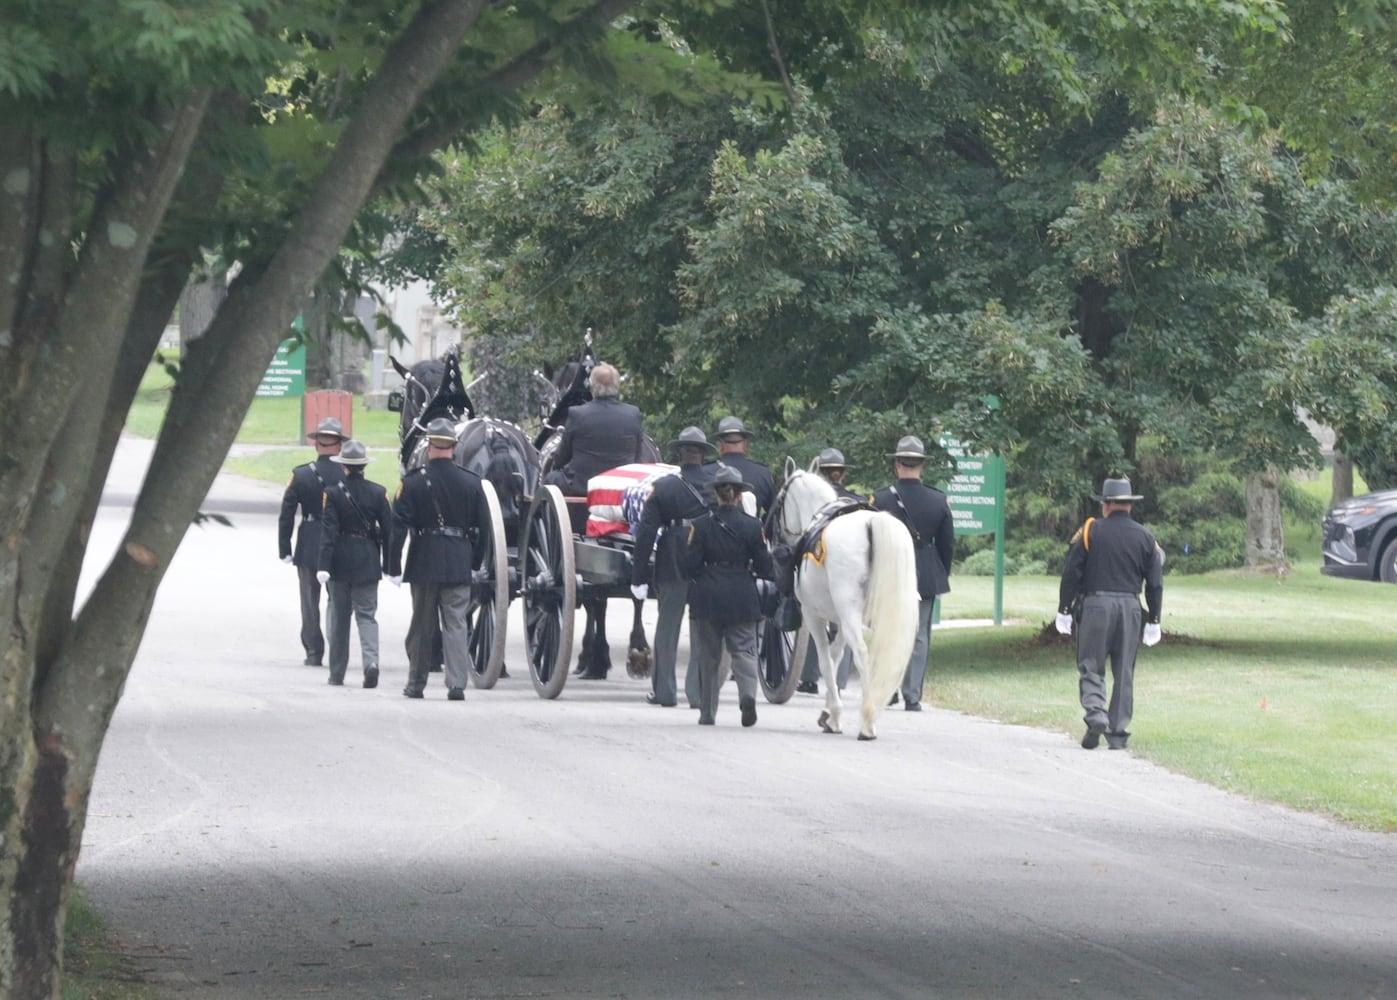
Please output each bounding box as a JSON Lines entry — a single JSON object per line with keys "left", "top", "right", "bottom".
{"left": 584, "top": 462, "right": 679, "bottom": 539}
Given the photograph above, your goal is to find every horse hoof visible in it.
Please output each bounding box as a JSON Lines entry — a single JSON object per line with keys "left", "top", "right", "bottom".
{"left": 857, "top": 732, "right": 876, "bottom": 741}
{"left": 817, "top": 710, "right": 829, "bottom": 728}
{"left": 626, "top": 648, "right": 652, "bottom": 680}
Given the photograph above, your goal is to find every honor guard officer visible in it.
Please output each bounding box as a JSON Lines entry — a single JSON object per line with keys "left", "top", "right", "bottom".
{"left": 315, "top": 440, "right": 393, "bottom": 689}
{"left": 1055, "top": 476, "right": 1165, "bottom": 750}
{"left": 388, "top": 417, "right": 493, "bottom": 701}
{"left": 543, "top": 362, "right": 645, "bottom": 497}
{"left": 816, "top": 447, "right": 863, "bottom": 502}
{"left": 870, "top": 435, "right": 955, "bottom": 712}
{"left": 279, "top": 417, "right": 348, "bottom": 666}
{"left": 630, "top": 426, "right": 718, "bottom": 708}
{"left": 683, "top": 465, "right": 775, "bottom": 727}
{"left": 714, "top": 415, "right": 776, "bottom": 520}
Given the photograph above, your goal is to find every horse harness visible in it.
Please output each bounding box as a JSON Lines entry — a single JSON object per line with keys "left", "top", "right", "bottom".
{"left": 795, "top": 497, "right": 870, "bottom": 570}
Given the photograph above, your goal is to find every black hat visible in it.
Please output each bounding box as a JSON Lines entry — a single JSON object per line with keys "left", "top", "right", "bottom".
{"left": 330, "top": 440, "right": 371, "bottom": 466}
{"left": 817, "top": 447, "right": 852, "bottom": 469}
{"left": 886, "top": 435, "right": 926, "bottom": 459}
{"left": 666, "top": 426, "right": 718, "bottom": 456}
{"left": 1092, "top": 477, "right": 1144, "bottom": 502}
{"left": 425, "top": 417, "right": 457, "bottom": 445}
{"left": 707, "top": 463, "right": 754, "bottom": 493}
{"left": 307, "top": 417, "right": 347, "bottom": 440}
{"left": 716, "top": 415, "right": 752, "bottom": 440}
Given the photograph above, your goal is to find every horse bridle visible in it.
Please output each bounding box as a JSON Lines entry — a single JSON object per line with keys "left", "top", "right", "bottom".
{"left": 765, "top": 472, "right": 804, "bottom": 545}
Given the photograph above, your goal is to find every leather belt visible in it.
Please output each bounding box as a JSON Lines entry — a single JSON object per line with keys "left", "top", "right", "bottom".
{"left": 1088, "top": 590, "right": 1137, "bottom": 597}
{"left": 425, "top": 526, "right": 465, "bottom": 538}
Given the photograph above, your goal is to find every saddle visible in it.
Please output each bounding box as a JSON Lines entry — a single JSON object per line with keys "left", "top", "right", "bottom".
{"left": 796, "top": 498, "right": 869, "bottom": 572}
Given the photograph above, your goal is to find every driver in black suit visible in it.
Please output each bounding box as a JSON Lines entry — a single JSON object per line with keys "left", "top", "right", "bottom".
{"left": 544, "top": 363, "right": 645, "bottom": 496}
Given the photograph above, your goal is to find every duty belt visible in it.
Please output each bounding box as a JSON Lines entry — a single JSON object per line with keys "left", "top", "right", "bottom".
{"left": 707, "top": 560, "right": 748, "bottom": 570}
{"left": 1088, "top": 590, "right": 1138, "bottom": 597}
{"left": 302, "top": 514, "right": 318, "bottom": 522}
{"left": 425, "top": 526, "right": 466, "bottom": 538}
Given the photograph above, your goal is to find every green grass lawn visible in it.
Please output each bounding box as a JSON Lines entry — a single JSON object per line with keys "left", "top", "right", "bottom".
{"left": 934, "top": 568, "right": 1397, "bottom": 831}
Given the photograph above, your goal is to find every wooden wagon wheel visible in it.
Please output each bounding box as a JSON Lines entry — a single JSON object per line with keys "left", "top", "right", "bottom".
{"left": 757, "top": 608, "right": 807, "bottom": 704}
{"left": 518, "top": 484, "right": 576, "bottom": 698}
{"left": 466, "top": 479, "right": 509, "bottom": 689}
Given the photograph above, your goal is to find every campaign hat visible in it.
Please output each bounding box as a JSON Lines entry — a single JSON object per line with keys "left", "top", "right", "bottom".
{"left": 307, "top": 417, "right": 347, "bottom": 440}
{"left": 666, "top": 426, "right": 718, "bottom": 456}
{"left": 425, "top": 417, "right": 458, "bottom": 446}
{"left": 330, "top": 440, "right": 370, "bottom": 466}
{"left": 716, "top": 415, "right": 752, "bottom": 440}
{"left": 886, "top": 435, "right": 927, "bottom": 460}
{"left": 1092, "top": 477, "right": 1144, "bottom": 502}
{"left": 706, "top": 463, "right": 754, "bottom": 493}
{"left": 817, "top": 447, "right": 853, "bottom": 470}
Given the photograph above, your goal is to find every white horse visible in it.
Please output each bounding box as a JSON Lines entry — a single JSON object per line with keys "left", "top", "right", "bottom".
{"left": 770, "top": 458, "right": 920, "bottom": 740}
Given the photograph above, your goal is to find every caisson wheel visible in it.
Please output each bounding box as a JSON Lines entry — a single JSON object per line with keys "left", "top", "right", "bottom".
{"left": 757, "top": 608, "right": 807, "bottom": 704}
{"left": 518, "top": 485, "right": 577, "bottom": 698}
{"left": 467, "top": 480, "right": 509, "bottom": 688}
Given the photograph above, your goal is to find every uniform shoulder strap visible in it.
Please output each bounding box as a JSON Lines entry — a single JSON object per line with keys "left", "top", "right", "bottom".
{"left": 1069, "top": 516, "right": 1095, "bottom": 550}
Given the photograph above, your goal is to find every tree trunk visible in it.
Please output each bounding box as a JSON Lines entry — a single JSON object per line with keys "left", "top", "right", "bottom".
{"left": 1331, "top": 450, "right": 1354, "bottom": 506}
{"left": 1244, "top": 466, "right": 1287, "bottom": 573}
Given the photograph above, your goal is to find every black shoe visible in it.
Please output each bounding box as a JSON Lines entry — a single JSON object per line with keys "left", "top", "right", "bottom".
{"left": 889, "top": 692, "right": 900, "bottom": 706}
{"left": 740, "top": 696, "right": 757, "bottom": 728}
{"left": 305, "top": 655, "right": 322, "bottom": 667}
{"left": 796, "top": 681, "right": 819, "bottom": 695}
{"left": 698, "top": 715, "right": 715, "bottom": 726}
{"left": 402, "top": 687, "right": 424, "bottom": 699}
{"left": 1082, "top": 723, "right": 1106, "bottom": 750}
{"left": 577, "top": 668, "right": 608, "bottom": 680}
{"left": 1106, "top": 731, "right": 1129, "bottom": 750}
{"left": 646, "top": 693, "right": 676, "bottom": 707}
{"left": 448, "top": 687, "right": 465, "bottom": 701}
{"left": 327, "top": 675, "right": 344, "bottom": 686}
{"left": 905, "top": 701, "right": 922, "bottom": 712}
{"left": 499, "top": 665, "right": 510, "bottom": 678}
{"left": 363, "top": 668, "right": 379, "bottom": 689}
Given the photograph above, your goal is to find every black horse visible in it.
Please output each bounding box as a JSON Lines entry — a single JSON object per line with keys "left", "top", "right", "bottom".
{"left": 532, "top": 337, "right": 662, "bottom": 679}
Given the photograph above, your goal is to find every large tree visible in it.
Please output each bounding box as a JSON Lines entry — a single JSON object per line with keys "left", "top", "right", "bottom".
{"left": 0, "top": 0, "right": 788, "bottom": 993}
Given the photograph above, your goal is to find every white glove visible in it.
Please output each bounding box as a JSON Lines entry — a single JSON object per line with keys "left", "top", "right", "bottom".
{"left": 389, "top": 575, "right": 403, "bottom": 588}
{"left": 630, "top": 584, "right": 648, "bottom": 601}
{"left": 1054, "top": 612, "right": 1073, "bottom": 636}
{"left": 315, "top": 570, "right": 330, "bottom": 585}
{"left": 1142, "top": 623, "right": 1162, "bottom": 647}
{"left": 281, "top": 555, "right": 294, "bottom": 564}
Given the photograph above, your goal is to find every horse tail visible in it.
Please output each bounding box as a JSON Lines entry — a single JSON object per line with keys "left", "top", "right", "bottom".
{"left": 860, "top": 513, "right": 919, "bottom": 717}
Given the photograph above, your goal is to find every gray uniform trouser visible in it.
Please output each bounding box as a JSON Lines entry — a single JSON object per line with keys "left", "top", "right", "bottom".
{"left": 650, "top": 578, "right": 689, "bottom": 706}
{"left": 406, "top": 582, "right": 473, "bottom": 693}
{"left": 297, "top": 565, "right": 324, "bottom": 659}
{"left": 901, "top": 598, "right": 934, "bottom": 706}
{"left": 326, "top": 579, "right": 379, "bottom": 681}
{"left": 800, "top": 625, "right": 852, "bottom": 689}
{"left": 1075, "top": 593, "right": 1142, "bottom": 736}
{"left": 691, "top": 619, "right": 758, "bottom": 722}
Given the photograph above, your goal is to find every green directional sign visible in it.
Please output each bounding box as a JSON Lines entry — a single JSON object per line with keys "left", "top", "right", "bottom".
{"left": 940, "top": 441, "right": 1005, "bottom": 536}
{"left": 256, "top": 338, "right": 306, "bottom": 398}
{"left": 940, "top": 435, "right": 1007, "bottom": 625}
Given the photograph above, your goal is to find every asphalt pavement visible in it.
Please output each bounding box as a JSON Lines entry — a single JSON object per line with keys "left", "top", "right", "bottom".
{"left": 76, "top": 435, "right": 1397, "bottom": 999}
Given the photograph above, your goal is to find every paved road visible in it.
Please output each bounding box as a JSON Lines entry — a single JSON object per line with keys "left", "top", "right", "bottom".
{"left": 78, "top": 438, "right": 1397, "bottom": 998}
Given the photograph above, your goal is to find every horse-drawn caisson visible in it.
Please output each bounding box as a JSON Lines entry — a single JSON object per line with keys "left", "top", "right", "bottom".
{"left": 389, "top": 335, "right": 808, "bottom": 703}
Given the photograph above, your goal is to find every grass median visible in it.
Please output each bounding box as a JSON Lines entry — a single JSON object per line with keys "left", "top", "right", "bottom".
{"left": 933, "top": 568, "right": 1397, "bottom": 831}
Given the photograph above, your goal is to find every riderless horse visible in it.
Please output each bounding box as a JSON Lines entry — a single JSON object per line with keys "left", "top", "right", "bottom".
{"left": 768, "top": 459, "right": 920, "bottom": 740}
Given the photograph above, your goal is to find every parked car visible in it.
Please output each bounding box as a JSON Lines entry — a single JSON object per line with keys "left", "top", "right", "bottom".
{"left": 1321, "top": 488, "right": 1397, "bottom": 583}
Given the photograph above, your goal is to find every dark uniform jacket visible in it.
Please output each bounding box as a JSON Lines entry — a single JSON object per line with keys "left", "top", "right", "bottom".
{"left": 551, "top": 397, "right": 645, "bottom": 494}
{"left": 830, "top": 482, "right": 863, "bottom": 502}
{"left": 716, "top": 452, "right": 776, "bottom": 519}
{"left": 1057, "top": 510, "right": 1164, "bottom": 623}
{"left": 871, "top": 478, "right": 955, "bottom": 599}
{"left": 279, "top": 456, "right": 345, "bottom": 567}
{"left": 631, "top": 463, "right": 718, "bottom": 586}
{"left": 318, "top": 473, "right": 393, "bottom": 584}
{"left": 683, "top": 506, "right": 775, "bottom": 625}
{"left": 388, "top": 457, "right": 491, "bottom": 585}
